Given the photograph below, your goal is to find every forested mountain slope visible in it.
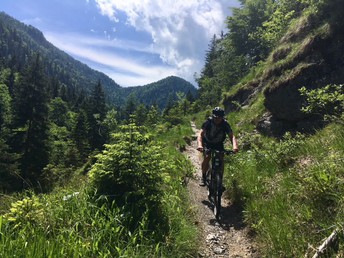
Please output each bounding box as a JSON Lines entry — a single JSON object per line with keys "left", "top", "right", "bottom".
{"left": 0, "top": 11, "right": 124, "bottom": 105}
{"left": 0, "top": 12, "right": 196, "bottom": 107}
{"left": 122, "top": 76, "right": 197, "bottom": 109}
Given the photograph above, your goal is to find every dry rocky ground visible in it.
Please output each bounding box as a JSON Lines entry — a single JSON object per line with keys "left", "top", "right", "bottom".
{"left": 183, "top": 122, "right": 260, "bottom": 258}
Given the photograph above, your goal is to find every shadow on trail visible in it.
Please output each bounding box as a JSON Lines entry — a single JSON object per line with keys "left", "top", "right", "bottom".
{"left": 219, "top": 202, "right": 246, "bottom": 229}
{"left": 202, "top": 199, "right": 246, "bottom": 231}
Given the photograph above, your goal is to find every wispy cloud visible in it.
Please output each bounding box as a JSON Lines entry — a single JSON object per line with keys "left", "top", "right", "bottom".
{"left": 94, "top": 0, "right": 239, "bottom": 85}
{"left": 46, "top": 32, "right": 176, "bottom": 86}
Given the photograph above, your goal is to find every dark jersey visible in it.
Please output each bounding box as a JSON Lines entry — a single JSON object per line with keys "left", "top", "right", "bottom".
{"left": 201, "top": 117, "right": 232, "bottom": 145}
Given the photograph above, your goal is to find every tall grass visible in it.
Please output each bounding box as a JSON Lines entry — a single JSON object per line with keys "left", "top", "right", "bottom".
{"left": 224, "top": 122, "right": 344, "bottom": 256}
{"left": 0, "top": 120, "right": 199, "bottom": 258}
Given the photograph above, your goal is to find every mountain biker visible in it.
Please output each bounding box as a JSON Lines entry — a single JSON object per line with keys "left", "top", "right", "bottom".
{"left": 197, "top": 107, "right": 239, "bottom": 186}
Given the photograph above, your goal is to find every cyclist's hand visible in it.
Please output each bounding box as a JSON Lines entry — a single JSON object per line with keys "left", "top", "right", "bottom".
{"left": 233, "top": 148, "right": 239, "bottom": 153}
{"left": 197, "top": 146, "right": 204, "bottom": 152}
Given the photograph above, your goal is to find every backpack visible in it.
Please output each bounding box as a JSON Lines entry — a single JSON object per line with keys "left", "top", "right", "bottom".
{"left": 203, "top": 117, "right": 231, "bottom": 144}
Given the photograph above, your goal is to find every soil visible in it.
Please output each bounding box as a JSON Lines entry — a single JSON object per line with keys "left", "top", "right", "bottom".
{"left": 183, "top": 122, "right": 260, "bottom": 258}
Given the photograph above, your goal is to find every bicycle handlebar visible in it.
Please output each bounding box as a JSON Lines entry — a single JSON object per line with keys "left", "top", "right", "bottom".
{"left": 204, "top": 148, "right": 234, "bottom": 155}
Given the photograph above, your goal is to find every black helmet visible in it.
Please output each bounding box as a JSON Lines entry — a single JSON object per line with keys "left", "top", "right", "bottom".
{"left": 212, "top": 107, "right": 225, "bottom": 118}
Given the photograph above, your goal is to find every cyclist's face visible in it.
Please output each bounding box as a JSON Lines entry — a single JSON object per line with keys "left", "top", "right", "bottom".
{"left": 214, "top": 116, "right": 223, "bottom": 124}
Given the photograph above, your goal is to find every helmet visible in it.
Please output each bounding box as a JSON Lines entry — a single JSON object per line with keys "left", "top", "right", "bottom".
{"left": 212, "top": 107, "right": 225, "bottom": 118}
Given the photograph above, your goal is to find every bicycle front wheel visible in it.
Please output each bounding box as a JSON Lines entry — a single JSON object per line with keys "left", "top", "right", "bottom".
{"left": 207, "top": 168, "right": 213, "bottom": 200}
{"left": 213, "top": 172, "right": 222, "bottom": 220}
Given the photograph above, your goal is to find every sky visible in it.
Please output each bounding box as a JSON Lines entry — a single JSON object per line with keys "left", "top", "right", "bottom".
{"left": 1, "top": 0, "right": 240, "bottom": 87}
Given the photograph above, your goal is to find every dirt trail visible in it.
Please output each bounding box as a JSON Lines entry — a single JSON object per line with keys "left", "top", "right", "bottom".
{"left": 183, "top": 122, "right": 260, "bottom": 258}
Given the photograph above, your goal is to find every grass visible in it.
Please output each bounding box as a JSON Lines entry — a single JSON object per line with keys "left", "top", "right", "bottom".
{"left": 222, "top": 118, "right": 344, "bottom": 256}
{"left": 2, "top": 107, "right": 343, "bottom": 257}
{"left": 0, "top": 120, "right": 199, "bottom": 258}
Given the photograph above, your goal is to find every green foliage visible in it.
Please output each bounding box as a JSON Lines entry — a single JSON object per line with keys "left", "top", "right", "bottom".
{"left": 145, "top": 105, "right": 161, "bottom": 127}
{"left": 2, "top": 194, "right": 45, "bottom": 230}
{"left": 88, "top": 81, "right": 107, "bottom": 150}
{"left": 0, "top": 83, "right": 12, "bottom": 130}
{"left": 89, "top": 123, "right": 162, "bottom": 198}
{"left": 227, "top": 0, "right": 273, "bottom": 63}
{"left": 300, "top": 84, "right": 344, "bottom": 124}
{"left": 0, "top": 169, "right": 198, "bottom": 257}
{"left": 0, "top": 12, "right": 124, "bottom": 106}
{"left": 258, "top": 132, "right": 306, "bottom": 168}
{"left": 0, "top": 118, "right": 198, "bottom": 257}
{"left": 197, "top": 76, "right": 222, "bottom": 107}
{"left": 122, "top": 76, "right": 197, "bottom": 110}
{"left": 48, "top": 97, "right": 69, "bottom": 127}
{"left": 0, "top": 82, "right": 18, "bottom": 191}
{"left": 89, "top": 122, "right": 168, "bottom": 233}
{"left": 72, "top": 110, "right": 91, "bottom": 163}
{"left": 11, "top": 55, "right": 50, "bottom": 186}
{"left": 255, "top": 2, "right": 299, "bottom": 49}
{"left": 224, "top": 118, "right": 344, "bottom": 256}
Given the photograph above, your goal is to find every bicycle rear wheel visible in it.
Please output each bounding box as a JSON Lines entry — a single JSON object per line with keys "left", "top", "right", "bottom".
{"left": 213, "top": 172, "right": 222, "bottom": 220}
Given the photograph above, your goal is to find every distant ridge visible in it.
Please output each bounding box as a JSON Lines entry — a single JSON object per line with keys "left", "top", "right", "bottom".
{"left": 123, "top": 76, "right": 197, "bottom": 109}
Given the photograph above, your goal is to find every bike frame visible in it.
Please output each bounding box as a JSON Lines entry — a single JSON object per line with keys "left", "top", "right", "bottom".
{"left": 205, "top": 148, "right": 233, "bottom": 220}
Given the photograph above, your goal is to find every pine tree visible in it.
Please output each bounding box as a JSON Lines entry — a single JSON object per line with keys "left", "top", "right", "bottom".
{"left": 124, "top": 93, "right": 138, "bottom": 121}
{"left": 72, "top": 110, "right": 90, "bottom": 163}
{"left": 0, "top": 82, "right": 19, "bottom": 191}
{"left": 88, "top": 80, "right": 106, "bottom": 150}
{"left": 202, "top": 34, "right": 217, "bottom": 78}
{"left": 134, "top": 104, "right": 148, "bottom": 126}
{"left": 12, "top": 55, "right": 50, "bottom": 186}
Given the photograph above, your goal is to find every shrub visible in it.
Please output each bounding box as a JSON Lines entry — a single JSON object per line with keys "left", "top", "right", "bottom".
{"left": 88, "top": 123, "right": 167, "bottom": 234}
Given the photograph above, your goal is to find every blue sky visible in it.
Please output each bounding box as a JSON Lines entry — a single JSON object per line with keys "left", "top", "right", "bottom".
{"left": 1, "top": 0, "right": 240, "bottom": 87}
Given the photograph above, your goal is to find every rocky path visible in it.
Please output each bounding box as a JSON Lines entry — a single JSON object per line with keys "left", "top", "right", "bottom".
{"left": 183, "top": 122, "right": 260, "bottom": 258}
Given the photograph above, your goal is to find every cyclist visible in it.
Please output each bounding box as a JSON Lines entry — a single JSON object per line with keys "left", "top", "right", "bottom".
{"left": 197, "top": 107, "right": 239, "bottom": 186}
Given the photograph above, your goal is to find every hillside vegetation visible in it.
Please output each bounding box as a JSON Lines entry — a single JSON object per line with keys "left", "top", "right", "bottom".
{"left": 1, "top": 0, "right": 344, "bottom": 257}
{"left": 194, "top": 0, "right": 344, "bottom": 256}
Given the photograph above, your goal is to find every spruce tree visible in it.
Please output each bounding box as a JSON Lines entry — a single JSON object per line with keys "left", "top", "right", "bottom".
{"left": 0, "top": 82, "right": 19, "bottom": 191}
{"left": 88, "top": 80, "right": 106, "bottom": 150}
{"left": 72, "top": 109, "right": 90, "bottom": 163}
{"left": 12, "top": 55, "right": 50, "bottom": 186}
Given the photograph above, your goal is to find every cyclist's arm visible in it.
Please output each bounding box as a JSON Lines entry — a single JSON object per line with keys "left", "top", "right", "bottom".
{"left": 197, "top": 129, "right": 205, "bottom": 152}
{"left": 228, "top": 132, "right": 239, "bottom": 153}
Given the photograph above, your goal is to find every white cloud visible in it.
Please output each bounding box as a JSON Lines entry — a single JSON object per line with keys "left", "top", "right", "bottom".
{"left": 45, "top": 32, "right": 176, "bottom": 86}
{"left": 94, "top": 0, "right": 238, "bottom": 85}
{"left": 23, "top": 17, "right": 43, "bottom": 26}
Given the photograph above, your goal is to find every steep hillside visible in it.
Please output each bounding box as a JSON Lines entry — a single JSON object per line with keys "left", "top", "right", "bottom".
{"left": 0, "top": 12, "right": 124, "bottom": 105}
{"left": 0, "top": 12, "right": 196, "bottom": 108}
{"left": 122, "top": 76, "right": 197, "bottom": 109}
{"left": 222, "top": 1, "right": 344, "bottom": 136}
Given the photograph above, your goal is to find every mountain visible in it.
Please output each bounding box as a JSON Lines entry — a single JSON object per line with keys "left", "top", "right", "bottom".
{"left": 0, "top": 12, "right": 124, "bottom": 105}
{"left": 0, "top": 12, "right": 197, "bottom": 108}
{"left": 122, "top": 76, "right": 197, "bottom": 109}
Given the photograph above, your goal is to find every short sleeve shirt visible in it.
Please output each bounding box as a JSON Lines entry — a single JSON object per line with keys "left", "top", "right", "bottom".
{"left": 202, "top": 118, "right": 232, "bottom": 145}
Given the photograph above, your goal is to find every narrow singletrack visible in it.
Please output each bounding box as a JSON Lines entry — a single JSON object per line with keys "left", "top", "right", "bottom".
{"left": 183, "top": 122, "right": 260, "bottom": 257}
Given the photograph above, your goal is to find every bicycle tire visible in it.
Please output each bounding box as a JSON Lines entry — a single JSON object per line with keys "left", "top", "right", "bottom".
{"left": 213, "top": 172, "right": 222, "bottom": 220}
{"left": 207, "top": 168, "right": 213, "bottom": 201}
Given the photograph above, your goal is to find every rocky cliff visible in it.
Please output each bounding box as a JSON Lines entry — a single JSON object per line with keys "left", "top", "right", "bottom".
{"left": 223, "top": 1, "right": 344, "bottom": 137}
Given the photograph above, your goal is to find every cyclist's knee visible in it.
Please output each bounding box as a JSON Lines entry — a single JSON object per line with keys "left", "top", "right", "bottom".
{"left": 204, "top": 155, "right": 211, "bottom": 162}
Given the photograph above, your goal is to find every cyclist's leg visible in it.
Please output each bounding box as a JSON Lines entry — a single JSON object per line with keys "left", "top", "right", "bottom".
{"left": 200, "top": 153, "right": 211, "bottom": 186}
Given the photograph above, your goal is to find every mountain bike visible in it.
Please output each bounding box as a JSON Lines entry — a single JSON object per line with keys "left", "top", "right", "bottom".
{"left": 205, "top": 148, "right": 234, "bottom": 220}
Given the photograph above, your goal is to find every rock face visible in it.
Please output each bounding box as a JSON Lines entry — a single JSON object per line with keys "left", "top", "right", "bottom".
{"left": 224, "top": 1, "right": 344, "bottom": 137}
